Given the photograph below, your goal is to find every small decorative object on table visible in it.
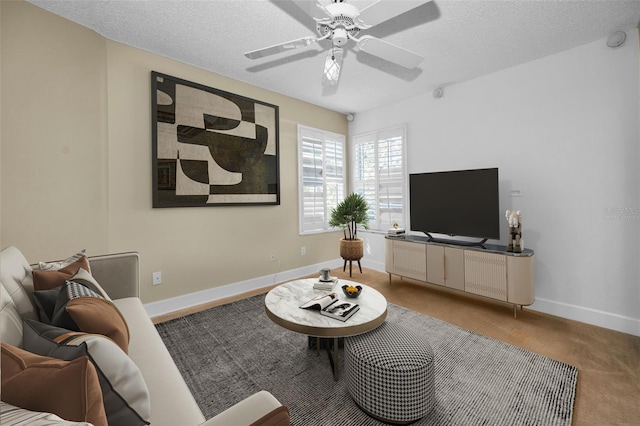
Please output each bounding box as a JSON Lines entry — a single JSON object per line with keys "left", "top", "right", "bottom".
{"left": 387, "top": 222, "right": 405, "bottom": 237}
{"left": 505, "top": 210, "right": 524, "bottom": 253}
{"left": 315, "top": 268, "right": 337, "bottom": 290}
{"left": 320, "top": 268, "right": 332, "bottom": 281}
{"left": 342, "top": 284, "right": 362, "bottom": 298}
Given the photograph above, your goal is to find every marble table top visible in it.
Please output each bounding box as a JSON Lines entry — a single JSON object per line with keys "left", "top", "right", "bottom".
{"left": 264, "top": 278, "right": 388, "bottom": 338}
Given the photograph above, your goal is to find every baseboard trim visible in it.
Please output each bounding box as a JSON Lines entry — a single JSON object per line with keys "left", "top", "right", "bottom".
{"left": 144, "top": 258, "right": 343, "bottom": 319}
{"left": 144, "top": 258, "right": 640, "bottom": 337}
{"left": 528, "top": 297, "right": 640, "bottom": 337}
{"left": 363, "top": 259, "right": 640, "bottom": 336}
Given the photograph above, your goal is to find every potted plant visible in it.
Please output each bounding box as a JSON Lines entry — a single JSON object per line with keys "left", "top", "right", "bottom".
{"left": 329, "top": 193, "right": 369, "bottom": 275}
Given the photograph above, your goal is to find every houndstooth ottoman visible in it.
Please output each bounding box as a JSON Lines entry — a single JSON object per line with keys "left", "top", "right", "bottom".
{"left": 344, "top": 322, "right": 435, "bottom": 424}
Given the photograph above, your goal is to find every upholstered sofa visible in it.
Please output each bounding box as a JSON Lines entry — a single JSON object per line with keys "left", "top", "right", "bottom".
{"left": 0, "top": 246, "right": 290, "bottom": 426}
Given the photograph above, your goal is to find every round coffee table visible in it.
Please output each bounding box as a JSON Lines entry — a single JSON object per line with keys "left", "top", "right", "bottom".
{"left": 264, "top": 278, "right": 387, "bottom": 379}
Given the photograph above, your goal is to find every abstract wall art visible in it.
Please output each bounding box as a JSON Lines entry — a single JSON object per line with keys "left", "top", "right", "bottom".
{"left": 152, "top": 71, "right": 280, "bottom": 207}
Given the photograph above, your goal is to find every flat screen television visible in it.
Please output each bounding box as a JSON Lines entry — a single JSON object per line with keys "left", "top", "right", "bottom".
{"left": 409, "top": 168, "right": 500, "bottom": 244}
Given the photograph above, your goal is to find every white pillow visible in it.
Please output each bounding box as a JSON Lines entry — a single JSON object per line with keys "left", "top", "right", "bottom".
{"left": 0, "top": 401, "right": 94, "bottom": 426}
{"left": 37, "top": 249, "right": 87, "bottom": 271}
{"left": 22, "top": 320, "right": 150, "bottom": 425}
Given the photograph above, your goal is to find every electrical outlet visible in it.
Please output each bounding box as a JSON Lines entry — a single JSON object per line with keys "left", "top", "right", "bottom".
{"left": 270, "top": 253, "right": 277, "bottom": 262}
{"left": 301, "top": 246, "right": 306, "bottom": 256}
{"left": 152, "top": 271, "right": 162, "bottom": 286}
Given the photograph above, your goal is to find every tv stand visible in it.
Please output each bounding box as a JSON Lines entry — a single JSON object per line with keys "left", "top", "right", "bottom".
{"left": 385, "top": 235, "right": 534, "bottom": 318}
{"left": 424, "top": 233, "right": 488, "bottom": 247}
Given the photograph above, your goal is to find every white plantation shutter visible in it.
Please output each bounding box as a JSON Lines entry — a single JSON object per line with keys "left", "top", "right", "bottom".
{"left": 298, "top": 125, "right": 346, "bottom": 234}
{"left": 353, "top": 126, "right": 406, "bottom": 231}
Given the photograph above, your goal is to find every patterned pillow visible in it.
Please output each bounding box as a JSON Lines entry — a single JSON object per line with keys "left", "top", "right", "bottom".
{"left": 67, "top": 268, "right": 111, "bottom": 300}
{"left": 36, "top": 249, "right": 87, "bottom": 271}
{"left": 0, "top": 401, "right": 94, "bottom": 426}
{"left": 0, "top": 343, "right": 106, "bottom": 426}
{"left": 49, "top": 280, "right": 129, "bottom": 353}
{"left": 22, "top": 320, "right": 151, "bottom": 426}
{"left": 32, "top": 257, "right": 91, "bottom": 291}
{"left": 34, "top": 268, "right": 112, "bottom": 324}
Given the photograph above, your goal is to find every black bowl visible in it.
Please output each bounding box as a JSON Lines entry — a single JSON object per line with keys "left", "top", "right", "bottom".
{"left": 342, "top": 284, "right": 362, "bottom": 298}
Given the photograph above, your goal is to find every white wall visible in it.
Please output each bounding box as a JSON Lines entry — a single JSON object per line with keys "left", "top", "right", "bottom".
{"left": 353, "top": 32, "right": 640, "bottom": 336}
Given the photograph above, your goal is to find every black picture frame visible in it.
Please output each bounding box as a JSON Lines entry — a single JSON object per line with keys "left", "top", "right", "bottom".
{"left": 151, "top": 71, "right": 280, "bottom": 207}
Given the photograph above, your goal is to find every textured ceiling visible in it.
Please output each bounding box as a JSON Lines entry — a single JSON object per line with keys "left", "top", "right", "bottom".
{"left": 27, "top": 0, "right": 640, "bottom": 114}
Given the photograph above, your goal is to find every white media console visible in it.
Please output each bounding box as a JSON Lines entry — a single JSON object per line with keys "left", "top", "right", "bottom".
{"left": 385, "top": 235, "right": 534, "bottom": 317}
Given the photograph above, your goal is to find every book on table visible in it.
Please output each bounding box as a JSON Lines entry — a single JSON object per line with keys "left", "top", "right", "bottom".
{"left": 313, "top": 277, "right": 338, "bottom": 291}
{"left": 299, "top": 292, "right": 360, "bottom": 322}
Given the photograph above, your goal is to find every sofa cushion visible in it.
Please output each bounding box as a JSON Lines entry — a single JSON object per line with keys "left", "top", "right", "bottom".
{"left": 0, "top": 401, "right": 94, "bottom": 426}
{"left": 22, "top": 319, "right": 151, "bottom": 426}
{"left": 32, "top": 257, "right": 91, "bottom": 291}
{"left": 0, "top": 342, "right": 107, "bottom": 426}
{"left": 1, "top": 285, "right": 28, "bottom": 348}
{"left": 114, "top": 297, "right": 206, "bottom": 426}
{"left": 0, "top": 247, "right": 38, "bottom": 347}
{"left": 48, "top": 280, "right": 129, "bottom": 353}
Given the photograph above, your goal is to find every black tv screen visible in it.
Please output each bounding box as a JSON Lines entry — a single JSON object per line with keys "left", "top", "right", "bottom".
{"left": 409, "top": 168, "right": 500, "bottom": 241}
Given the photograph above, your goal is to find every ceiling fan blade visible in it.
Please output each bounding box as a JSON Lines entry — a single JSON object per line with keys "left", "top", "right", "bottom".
{"left": 358, "top": 0, "right": 432, "bottom": 28}
{"left": 244, "top": 36, "right": 317, "bottom": 59}
{"left": 357, "top": 35, "right": 424, "bottom": 68}
{"left": 322, "top": 48, "right": 343, "bottom": 87}
{"left": 290, "top": 0, "right": 327, "bottom": 20}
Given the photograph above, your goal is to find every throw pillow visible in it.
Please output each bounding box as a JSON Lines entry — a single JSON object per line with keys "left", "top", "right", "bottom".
{"left": 32, "top": 257, "right": 91, "bottom": 291}
{"left": 22, "top": 319, "right": 151, "bottom": 426}
{"left": 33, "top": 268, "right": 112, "bottom": 324}
{"left": 49, "top": 280, "right": 129, "bottom": 353}
{"left": 67, "top": 268, "right": 111, "bottom": 300}
{"left": 32, "top": 287, "right": 60, "bottom": 323}
{"left": 0, "top": 343, "right": 107, "bottom": 426}
{"left": 37, "top": 249, "right": 87, "bottom": 272}
{"left": 0, "top": 401, "right": 94, "bottom": 426}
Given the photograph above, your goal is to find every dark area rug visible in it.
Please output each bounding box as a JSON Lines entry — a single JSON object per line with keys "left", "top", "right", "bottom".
{"left": 156, "top": 295, "right": 577, "bottom": 425}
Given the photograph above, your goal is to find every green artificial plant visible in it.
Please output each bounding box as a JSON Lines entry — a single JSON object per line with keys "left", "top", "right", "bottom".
{"left": 329, "top": 193, "right": 370, "bottom": 240}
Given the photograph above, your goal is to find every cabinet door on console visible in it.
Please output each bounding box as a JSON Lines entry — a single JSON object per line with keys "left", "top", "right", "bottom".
{"left": 392, "top": 240, "right": 427, "bottom": 281}
{"left": 444, "top": 247, "right": 465, "bottom": 291}
{"left": 385, "top": 239, "right": 395, "bottom": 274}
{"left": 426, "top": 245, "right": 445, "bottom": 286}
{"left": 506, "top": 256, "right": 535, "bottom": 305}
{"left": 427, "top": 246, "right": 464, "bottom": 290}
{"left": 464, "top": 251, "right": 508, "bottom": 301}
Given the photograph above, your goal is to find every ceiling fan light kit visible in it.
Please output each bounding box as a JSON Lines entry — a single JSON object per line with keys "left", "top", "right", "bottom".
{"left": 244, "top": 0, "right": 431, "bottom": 86}
{"left": 324, "top": 48, "right": 344, "bottom": 85}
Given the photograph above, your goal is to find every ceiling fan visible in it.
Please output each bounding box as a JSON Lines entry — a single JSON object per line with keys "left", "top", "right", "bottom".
{"left": 244, "top": 0, "right": 431, "bottom": 86}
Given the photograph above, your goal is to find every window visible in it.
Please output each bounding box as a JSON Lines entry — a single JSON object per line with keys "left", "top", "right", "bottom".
{"left": 352, "top": 126, "right": 406, "bottom": 232}
{"left": 298, "top": 125, "right": 346, "bottom": 234}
